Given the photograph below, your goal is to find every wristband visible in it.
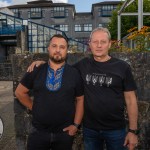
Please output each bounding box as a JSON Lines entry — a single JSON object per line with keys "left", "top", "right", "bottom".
{"left": 73, "top": 123, "right": 80, "bottom": 129}
{"left": 128, "top": 129, "right": 139, "bottom": 135}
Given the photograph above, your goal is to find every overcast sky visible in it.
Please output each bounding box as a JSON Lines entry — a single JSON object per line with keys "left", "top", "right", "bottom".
{"left": 0, "top": 0, "right": 121, "bottom": 12}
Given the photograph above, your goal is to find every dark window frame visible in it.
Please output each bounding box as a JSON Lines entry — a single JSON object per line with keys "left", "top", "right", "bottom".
{"left": 98, "top": 5, "right": 117, "bottom": 17}
{"left": 29, "top": 8, "right": 43, "bottom": 19}
{"left": 51, "top": 7, "right": 68, "bottom": 18}
{"left": 75, "top": 24, "right": 92, "bottom": 32}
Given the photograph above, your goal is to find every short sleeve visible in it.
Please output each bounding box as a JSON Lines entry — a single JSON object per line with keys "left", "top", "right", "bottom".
{"left": 74, "top": 70, "right": 84, "bottom": 97}
{"left": 20, "top": 72, "right": 34, "bottom": 90}
{"left": 123, "top": 65, "right": 137, "bottom": 91}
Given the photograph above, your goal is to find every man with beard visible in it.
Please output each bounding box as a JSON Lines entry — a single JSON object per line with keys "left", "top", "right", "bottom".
{"left": 15, "top": 34, "right": 84, "bottom": 150}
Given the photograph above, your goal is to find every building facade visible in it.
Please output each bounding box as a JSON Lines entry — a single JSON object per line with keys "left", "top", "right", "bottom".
{"left": 8, "top": 0, "right": 120, "bottom": 41}
{"left": 0, "top": 0, "right": 121, "bottom": 58}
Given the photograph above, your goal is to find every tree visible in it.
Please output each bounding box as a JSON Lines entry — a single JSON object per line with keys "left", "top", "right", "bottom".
{"left": 108, "top": 0, "right": 150, "bottom": 40}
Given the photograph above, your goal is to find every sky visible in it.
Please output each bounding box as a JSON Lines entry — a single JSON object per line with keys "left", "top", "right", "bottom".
{"left": 0, "top": 0, "right": 121, "bottom": 12}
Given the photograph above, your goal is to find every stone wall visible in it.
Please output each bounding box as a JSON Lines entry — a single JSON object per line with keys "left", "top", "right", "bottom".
{"left": 12, "top": 52, "right": 150, "bottom": 150}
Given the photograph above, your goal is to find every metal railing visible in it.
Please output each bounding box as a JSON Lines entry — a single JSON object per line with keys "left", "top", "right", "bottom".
{"left": 0, "top": 25, "right": 25, "bottom": 35}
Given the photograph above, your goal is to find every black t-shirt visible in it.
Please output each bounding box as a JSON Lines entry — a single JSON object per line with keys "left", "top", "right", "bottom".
{"left": 74, "top": 57, "right": 137, "bottom": 130}
{"left": 20, "top": 63, "right": 84, "bottom": 132}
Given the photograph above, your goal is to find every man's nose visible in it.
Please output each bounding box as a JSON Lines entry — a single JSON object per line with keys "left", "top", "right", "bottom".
{"left": 97, "top": 42, "right": 102, "bottom": 47}
{"left": 55, "top": 47, "right": 60, "bottom": 52}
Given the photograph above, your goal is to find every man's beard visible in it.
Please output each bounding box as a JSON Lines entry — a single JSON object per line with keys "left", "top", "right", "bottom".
{"left": 49, "top": 53, "right": 67, "bottom": 64}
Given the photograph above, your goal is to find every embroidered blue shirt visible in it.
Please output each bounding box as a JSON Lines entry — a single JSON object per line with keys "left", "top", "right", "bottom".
{"left": 46, "top": 65, "right": 65, "bottom": 91}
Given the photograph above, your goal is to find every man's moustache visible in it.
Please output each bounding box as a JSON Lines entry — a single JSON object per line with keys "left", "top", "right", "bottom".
{"left": 54, "top": 53, "right": 61, "bottom": 55}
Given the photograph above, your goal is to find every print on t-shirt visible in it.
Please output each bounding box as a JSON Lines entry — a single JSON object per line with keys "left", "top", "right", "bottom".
{"left": 86, "top": 73, "right": 112, "bottom": 87}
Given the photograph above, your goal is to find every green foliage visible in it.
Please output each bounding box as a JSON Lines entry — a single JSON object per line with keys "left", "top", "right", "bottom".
{"left": 108, "top": 0, "right": 150, "bottom": 40}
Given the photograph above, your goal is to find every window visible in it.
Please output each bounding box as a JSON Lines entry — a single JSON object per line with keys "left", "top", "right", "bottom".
{"left": 52, "top": 7, "right": 68, "bottom": 18}
{"left": 75, "top": 24, "right": 92, "bottom": 32}
{"left": 28, "top": 22, "right": 66, "bottom": 53}
{"left": 65, "top": 9, "right": 69, "bottom": 17}
{"left": 51, "top": 24, "right": 68, "bottom": 32}
{"left": 29, "top": 8, "right": 42, "bottom": 19}
{"left": 99, "top": 5, "right": 117, "bottom": 17}
{"left": 60, "top": 25, "right": 68, "bottom": 31}
{"left": 75, "top": 25, "right": 82, "bottom": 32}
{"left": 98, "top": 23, "right": 108, "bottom": 28}
{"left": 11, "top": 9, "right": 21, "bottom": 18}
{"left": 84, "top": 24, "right": 92, "bottom": 32}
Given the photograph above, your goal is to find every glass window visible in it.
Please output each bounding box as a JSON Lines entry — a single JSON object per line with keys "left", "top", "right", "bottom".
{"left": 52, "top": 7, "right": 66, "bottom": 18}
{"left": 28, "top": 12, "right": 30, "bottom": 19}
{"left": 33, "top": 42, "right": 37, "bottom": 47}
{"left": 7, "top": 16, "right": 14, "bottom": 25}
{"left": 38, "top": 26, "right": 44, "bottom": 34}
{"left": 38, "top": 42, "right": 44, "bottom": 47}
{"left": 52, "top": 24, "right": 68, "bottom": 32}
{"left": 32, "top": 24, "right": 37, "bottom": 30}
{"left": 42, "top": 10, "right": 45, "bottom": 18}
{"left": 75, "top": 24, "right": 92, "bottom": 32}
{"left": 38, "top": 35, "right": 43, "bottom": 42}
{"left": 28, "top": 36, "right": 32, "bottom": 41}
{"left": 32, "top": 35, "right": 37, "bottom": 41}
{"left": 99, "top": 5, "right": 117, "bottom": 17}
{"left": 27, "top": 21, "right": 66, "bottom": 53}
{"left": 98, "top": 23, "right": 108, "bottom": 28}
{"left": 99, "top": 24, "right": 102, "bottom": 27}
{"left": 30, "top": 8, "right": 42, "bottom": 19}
{"left": 32, "top": 29, "right": 37, "bottom": 35}
{"left": 75, "top": 24, "right": 82, "bottom": 32}
{"left": 65, "top": 9, "right": 69, "bottom": 17}
{"left": 29, "top": 42, "right": 32, "bottom": 47}
{"left": 15, "top": 18, "right": 22, "bottom": 25}
{"left": 0, "top": 14, "right": 6, "bottom": 19}
{"left": 11, "top": 9, "right": 21, "bottom": 18}
{"left": 84, "top": 24, "right": 92, "bottom": 32}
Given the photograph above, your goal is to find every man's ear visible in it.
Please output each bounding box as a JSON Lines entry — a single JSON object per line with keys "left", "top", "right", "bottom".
{"left": 47, "top": 46, "right": 50, "bottom": 52}
{"left": 109, "top": 41, "right": 112, "bottom": 49}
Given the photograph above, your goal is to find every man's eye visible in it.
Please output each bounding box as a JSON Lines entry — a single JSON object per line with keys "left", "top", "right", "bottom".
{"left": 60, "top": 46, "right": 65, "bottom": 49}
{"left": 52, "top": 45, "right": 56, "bottom": 47}
{"left": 101, "top": 41, "right": 106, "bottom": 44}
{"left": 92, "top": 41, "right": 98, "bottom": 44}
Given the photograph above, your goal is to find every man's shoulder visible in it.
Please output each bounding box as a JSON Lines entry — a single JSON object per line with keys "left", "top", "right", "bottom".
{"left": 33, "top": 62, "right": 48, "bottom": 72}
{"left": 65, "top": 63, "right": 79, "bottom": 72}
{"left": 75, "top": 57, "right": 92, "bottom": 66}
{"left": 79, "top": 57, "right": 91, "bottom": 64}
{"left": 111, "top": 57, "right": 130, "bottom": 67}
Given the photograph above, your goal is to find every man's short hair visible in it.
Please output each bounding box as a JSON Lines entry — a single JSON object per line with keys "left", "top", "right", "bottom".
{"left": 49, "top": 34, "right": 69, "bottom": 47}
{"left": 89, "top": 27, "right": 111, "bottom": 41}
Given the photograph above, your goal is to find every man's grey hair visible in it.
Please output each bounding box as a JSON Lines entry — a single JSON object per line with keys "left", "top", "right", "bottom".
{"left": 89, "top": 27, "right": 111, "bottom": 41}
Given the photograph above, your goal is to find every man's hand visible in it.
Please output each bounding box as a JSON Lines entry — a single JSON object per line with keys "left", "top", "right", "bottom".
{"left": 124, "top": 132, "right": 138, "bottom": 150}
{"left": 63, "top": 125, "right": 78, "bottom": 136}
{"left": 27, "top": 61, "right": 46, "bottom": 72}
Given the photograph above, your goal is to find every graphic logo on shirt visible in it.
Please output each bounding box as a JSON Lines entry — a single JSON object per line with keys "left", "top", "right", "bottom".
{"left": 86, "top": 73, "right": 112, "bottom": 87}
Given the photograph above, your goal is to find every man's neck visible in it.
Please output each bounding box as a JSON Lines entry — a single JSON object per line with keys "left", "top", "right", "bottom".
{"left": 94, "top": 55, "right": 111, "bottom": 62}
{"left": 49, "top": 60, "right": 65, "bottom": 71}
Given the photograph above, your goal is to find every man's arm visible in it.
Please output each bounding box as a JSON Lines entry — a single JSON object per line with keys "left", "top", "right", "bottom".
{"left": 27, "top": 61, "right": 46, "bottom": 72}
{"left": 74, "top": 95, "right": 84, "bottom": 126}
{"left": 63, "top": 95, "right": 84, "bottom": 136}
{"left": 15, "top": 83, "right": 33, "bottom": 110}
{"left": 124, "top": 91, "right": 138, "bottom": 150}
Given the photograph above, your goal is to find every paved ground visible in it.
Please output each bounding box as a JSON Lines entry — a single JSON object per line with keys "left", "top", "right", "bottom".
{"left": 0, "top": 81, "right": 17, "bottom": 150}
